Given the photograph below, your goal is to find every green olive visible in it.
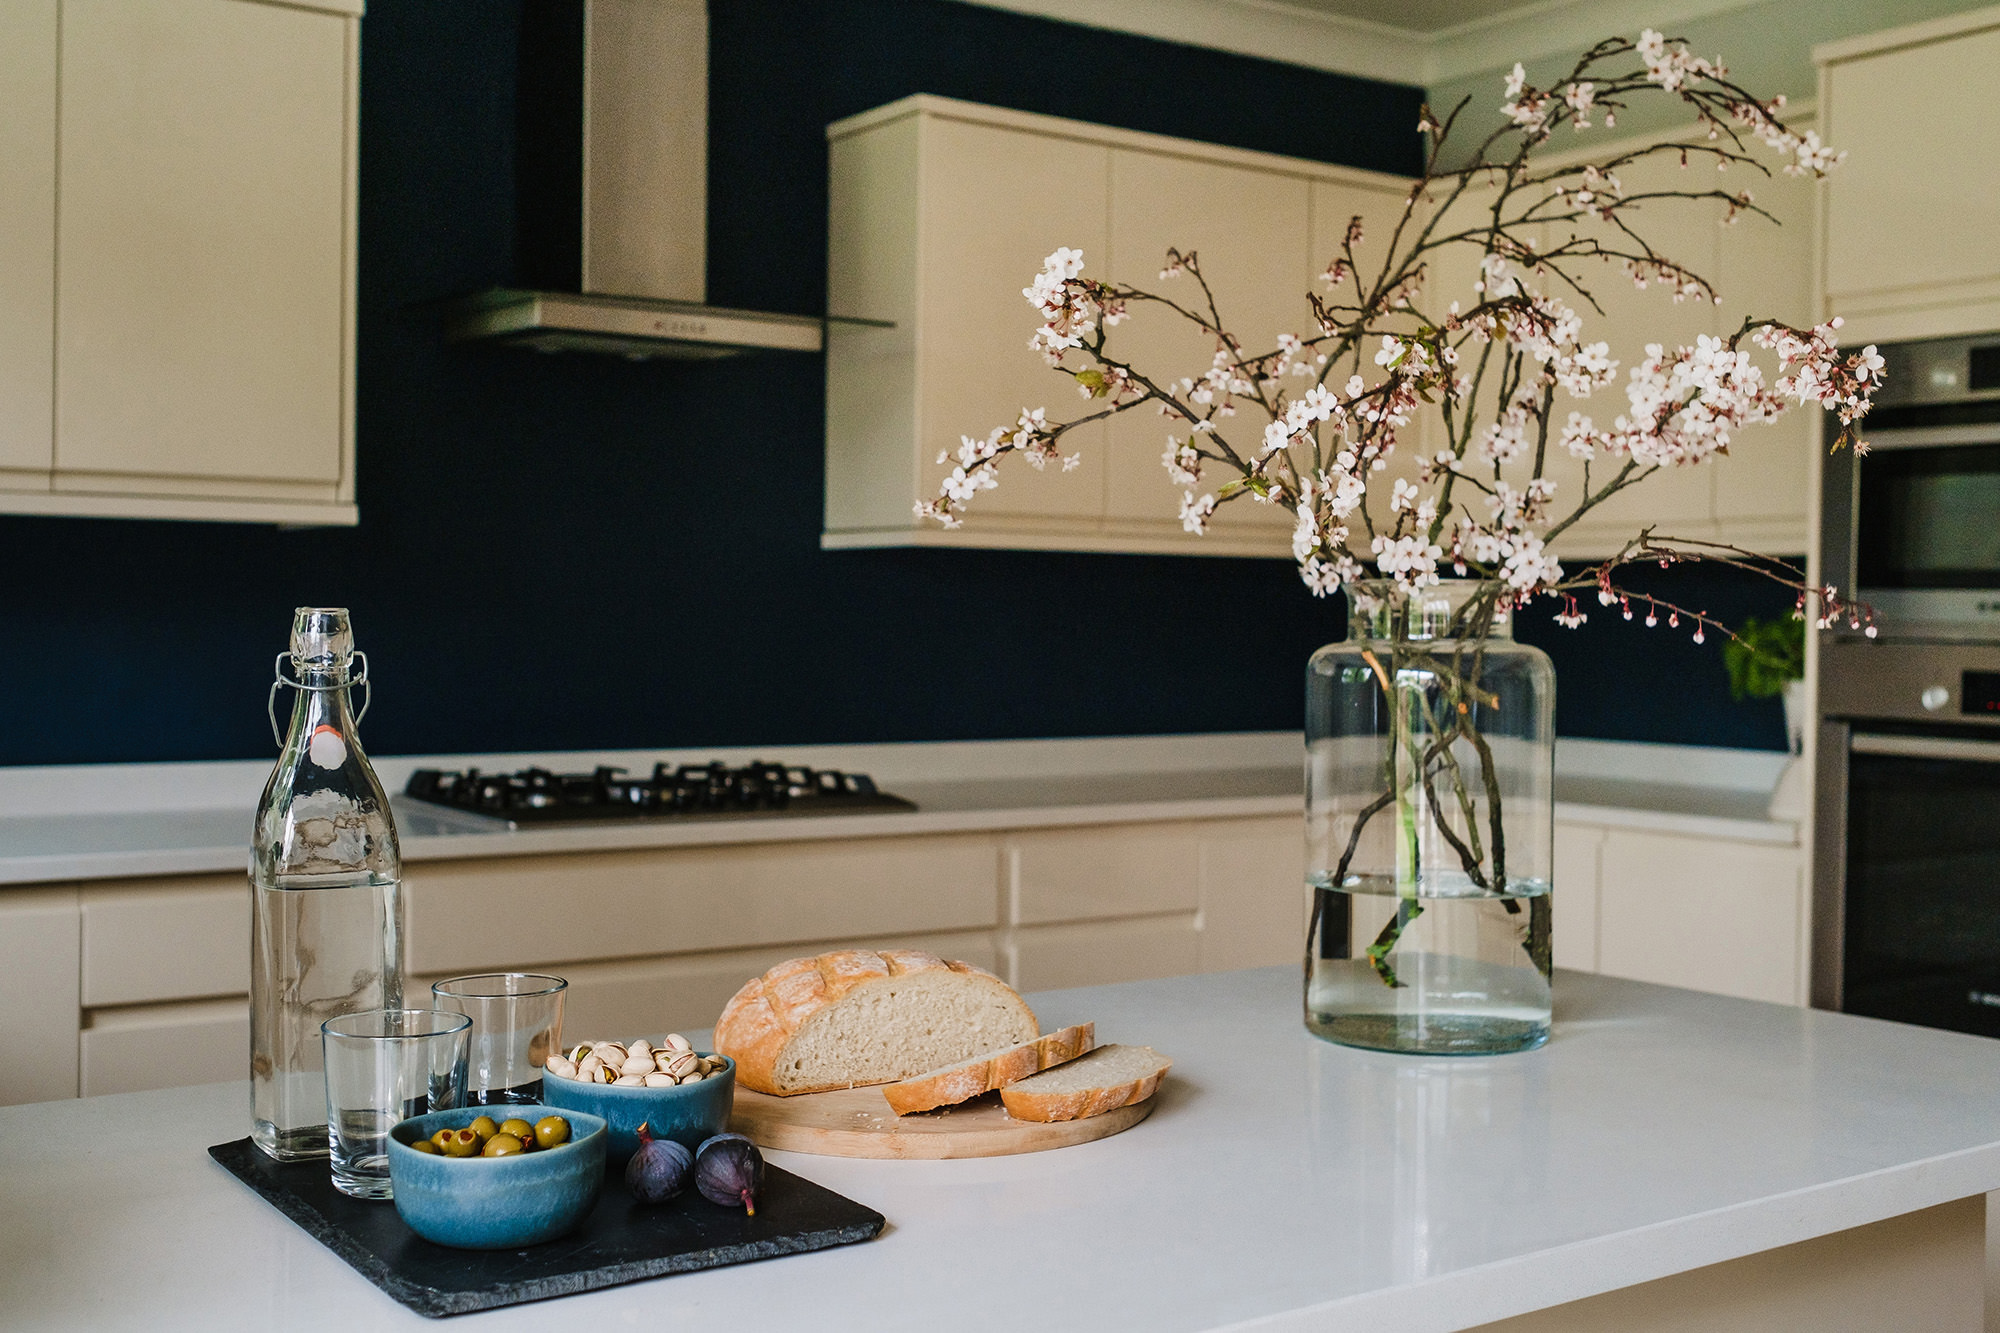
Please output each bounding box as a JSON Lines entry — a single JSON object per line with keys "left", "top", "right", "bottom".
{"left": 534, "top": 1116, "right": 570, "bottom": 1149}
{"left": 467, "top": 1115, "right": 500, "bottom": 1143}
{"left": 497, "top": 1118, "right": 535, "bottom": 1143}
{"left": 429, "top": 1128, "right": 454, "bottom": 1151}
{"left": 442, "top": 1128, "right": 482, "bottom": 1158}
{"left": 408, "top": 1138, "right": 439, "bottom": 1155}
{"left": 481, "top": 1132, "right": 527, "bottom": 1157}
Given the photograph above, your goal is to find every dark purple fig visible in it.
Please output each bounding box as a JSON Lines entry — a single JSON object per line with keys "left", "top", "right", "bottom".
{"left": 694, "top": 1132, "right": 764, "bottom": 1215}
{"left": 625, "top": 1121, "right": 693, "bottom": 1205}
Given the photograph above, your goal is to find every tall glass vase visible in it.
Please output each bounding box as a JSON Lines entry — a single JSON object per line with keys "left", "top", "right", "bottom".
{"left": 1304, "top": 579, "right": 1555, "bottom": 1055}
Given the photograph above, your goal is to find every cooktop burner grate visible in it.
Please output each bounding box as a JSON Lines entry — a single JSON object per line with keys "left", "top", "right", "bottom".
{"left": 403, "top": 762, "right": 916, "bottom": 826}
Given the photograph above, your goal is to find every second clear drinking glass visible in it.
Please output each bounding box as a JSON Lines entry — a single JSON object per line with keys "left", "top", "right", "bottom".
{"left": 321, "top": 1008, "right": 469, "bottom": 1200}
{"left": 432, "top": 973, "right": 568, "bottom": 1106}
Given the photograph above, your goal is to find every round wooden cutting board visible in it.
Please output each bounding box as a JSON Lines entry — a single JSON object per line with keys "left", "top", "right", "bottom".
{"left": 729, "top": 1084, "right": 1155, "bottom": 1159}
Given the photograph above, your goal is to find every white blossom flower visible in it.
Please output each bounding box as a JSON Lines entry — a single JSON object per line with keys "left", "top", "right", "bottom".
{"left": 1179, "top": 490, "right": 1217, "bottom": 534}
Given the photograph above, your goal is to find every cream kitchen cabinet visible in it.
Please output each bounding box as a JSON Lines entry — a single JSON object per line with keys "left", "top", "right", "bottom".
{"left": 1557, "top": 820, "right": 1807, "bottom": 1007}
{"left": 823, "top": 94, "right": 1411, "bottom": 558}
{"left": 1453, "top": 121, "right": 1823, "bottom": 559}
{"left": 1819, "top": 10, "right": 2000, "bottom": 344}
{"left": 5, "top": 812, "right": 1306, "bottom": 1104}
{"left": 0, "top": 0, "right": 359, "bottom": 525}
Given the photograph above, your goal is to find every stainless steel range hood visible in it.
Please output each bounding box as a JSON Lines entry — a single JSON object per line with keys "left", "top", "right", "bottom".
{"left": 448, "top": 0, "right": 824, "bottom": 359}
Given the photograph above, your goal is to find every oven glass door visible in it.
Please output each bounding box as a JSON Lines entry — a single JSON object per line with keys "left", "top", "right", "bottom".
{"left": 1857, "top": 437, "right": 2000, "bottom": 620}
{"left": 1845, "top": 737, "right": 2000, "bottom": 1035}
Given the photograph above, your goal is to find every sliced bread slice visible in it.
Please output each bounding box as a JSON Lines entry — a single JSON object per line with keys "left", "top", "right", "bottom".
{"left": 999, "top": 1043, "right": 1171, "bottom": 1123}
{"left": 882, "top": 1023, "right": 1096, "bottom": 1115}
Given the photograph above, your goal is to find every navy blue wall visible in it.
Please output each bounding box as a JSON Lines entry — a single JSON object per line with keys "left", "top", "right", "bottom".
{"left": 0, "top": 0, "right": 1791, "bottom": 766}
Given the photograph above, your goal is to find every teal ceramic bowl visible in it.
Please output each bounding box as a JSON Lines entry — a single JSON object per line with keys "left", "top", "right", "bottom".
{"left": 541, "top": 1054, "right": 734, "bottom": 1164}
{"left": 386, "top": 1105, "right": 606, "bottom": 1250}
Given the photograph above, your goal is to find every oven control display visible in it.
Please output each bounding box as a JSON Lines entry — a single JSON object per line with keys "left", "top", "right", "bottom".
{"left": 1962, "top": 671, "right": 2000, "bottom": 714}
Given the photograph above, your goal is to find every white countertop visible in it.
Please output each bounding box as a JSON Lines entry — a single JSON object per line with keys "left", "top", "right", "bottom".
{"left": 0, "top": 734, "right": 1798, "bottom": 885}
{"left": 4, "top": 968, "right": 1996, "bottom": 1331}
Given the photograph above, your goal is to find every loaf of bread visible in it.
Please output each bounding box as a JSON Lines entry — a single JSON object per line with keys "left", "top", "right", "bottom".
{"left": 715, "top": 949, "right": 1040, "bottom": 1096}
{"left": 998, "top": 1044, "right": 1171, "bottom": 1122}
{"left": 882, "top": 1023, "right": 1095, "bottom": 1115}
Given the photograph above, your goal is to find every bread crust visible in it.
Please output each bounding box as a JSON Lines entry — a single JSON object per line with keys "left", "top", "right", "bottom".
{"left": 882, "top": 1023, "right": 1095, "bottom": 1116}
{"left": 999, "top": 1045, "right": 1171, "bottom": 1123}
{"left": 715, "top": 949, "right": 1036, "bottom": 1096}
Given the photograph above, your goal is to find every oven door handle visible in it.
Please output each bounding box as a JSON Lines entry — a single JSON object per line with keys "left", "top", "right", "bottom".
{"left": 1851, "top": 733, "right": 2000, "bottom": 763}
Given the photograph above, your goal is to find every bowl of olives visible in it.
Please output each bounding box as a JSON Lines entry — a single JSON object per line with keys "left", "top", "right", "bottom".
{"left": 542, "top": 1043, "right": 735, "bottom": 1166}
{"left": 387, "top": 1105, "right": 607, "bottom": 1250}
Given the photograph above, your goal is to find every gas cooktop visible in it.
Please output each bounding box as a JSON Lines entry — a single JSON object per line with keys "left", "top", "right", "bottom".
{"left": 403, "top": 762, "right": 916, "bottom": 827}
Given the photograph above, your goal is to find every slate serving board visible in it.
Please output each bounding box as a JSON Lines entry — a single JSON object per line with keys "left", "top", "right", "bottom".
{"left": 208, "top": 1138, "right": 885, "bottom": 1318}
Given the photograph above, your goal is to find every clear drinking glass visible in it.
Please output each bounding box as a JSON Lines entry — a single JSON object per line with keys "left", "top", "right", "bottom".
{"left": 1304, "top": 580, "right": 1556, "bottom": 1055}
{"left": 432, "top": 973, "right": 568, "bottom": 1106}
{"left": 321, "top": 1008, "right": 470, "bottom": 1199}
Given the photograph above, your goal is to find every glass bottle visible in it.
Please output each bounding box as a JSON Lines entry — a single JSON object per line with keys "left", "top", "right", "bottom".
{"left": 1304, "top": 579, "right": 1555, "bottom": 1055}
{"left": 250, "top": 608, "right": 404, "bottom": 1160}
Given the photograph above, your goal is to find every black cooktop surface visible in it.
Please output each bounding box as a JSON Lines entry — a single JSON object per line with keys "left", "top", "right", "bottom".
{"left": 403, "top": 762, "right": 916, "bottom": 826}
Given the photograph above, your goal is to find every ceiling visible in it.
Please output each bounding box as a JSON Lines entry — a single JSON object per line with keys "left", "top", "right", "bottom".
{"left": 1275, "top": 0, "right": 1564, "bottom": 36}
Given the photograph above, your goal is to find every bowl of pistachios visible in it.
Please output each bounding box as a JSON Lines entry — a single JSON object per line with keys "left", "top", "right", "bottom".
{"left": 539, "top": 1033, "right": 735, "bottom": 1165}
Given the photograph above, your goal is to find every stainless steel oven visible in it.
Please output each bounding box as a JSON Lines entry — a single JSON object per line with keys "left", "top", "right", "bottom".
{"left": 1815, "top": 332, "right": 2000, "bottom": 1032}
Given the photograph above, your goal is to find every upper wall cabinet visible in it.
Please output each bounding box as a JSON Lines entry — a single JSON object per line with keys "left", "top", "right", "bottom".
{"left": 0, "top": 0, "right": 359, "bottom": 525}
{"left": 1819, "top": 11, "right": 2000, "bottom": 345}
{"left": 1473, "top": 123, "right": 1821, "bottom": 559}
{"left": 822, "top": 95, "right": 1412, "bottom": 558}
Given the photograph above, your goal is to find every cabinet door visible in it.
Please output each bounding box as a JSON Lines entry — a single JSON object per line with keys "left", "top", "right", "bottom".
{"left": 1103, "top": 151, "right": 1310, "bottom": 541}
{"left": 1825, "top": 29, "right": 2000, "bottom": 302}
{"left": 1597, "top": 830, "right": 1802, "bottom": 1005}
{"left": 1553, "top": 822, "right": 1603, "bottom": 972}
{"left": 919, "top": 118, "right": 1108, "bottom": 523}
{"left": 1708, "top": 152, "right": 1817, "bottom": 547}
{"left": 1539, "top": 148, "right": 1719, "bottom": 550}
{"left": 0, "top": 0, "right": 56, "bottom": 482}
{"left": 1197, "top": 817, "right": 1306, "bottom": 972}
{"left": 56, "top": 0, "right": 349, "bottom": 492}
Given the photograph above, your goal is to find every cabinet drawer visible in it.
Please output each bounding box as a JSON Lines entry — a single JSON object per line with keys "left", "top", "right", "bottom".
{"left": 79, "top": 997, "right": 246, "bottom": 1097}
{"left": 80, "top": 876, "right": 247, "bottom": 1007}
{"left": 1010, "top": 914, "right": 1201, "bottom": 992}
{"left": 433, "top": 928, "right": 1002, "bottom": 1044}
{"left": 406, "top": 835, "right": 1002, "bottom": 975}
{"left": 0, "top": 887, "right": 80, "bottom": 1106}
{"left": 1597, "top": 831, "right": 1803, "bottom": 1005}
{"left": 1008, "top": 825, "right": 1201, "bottom": 925}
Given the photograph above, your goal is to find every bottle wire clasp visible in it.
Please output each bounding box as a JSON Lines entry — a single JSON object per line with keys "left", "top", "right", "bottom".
{"left": 268, "top": 651, "right": 372, "bottom": 748}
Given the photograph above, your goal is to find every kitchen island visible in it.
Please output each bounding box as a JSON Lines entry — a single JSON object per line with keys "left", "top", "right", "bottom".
{"left": 2, "top": 967, "right": 1992, "bottom": 1331}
